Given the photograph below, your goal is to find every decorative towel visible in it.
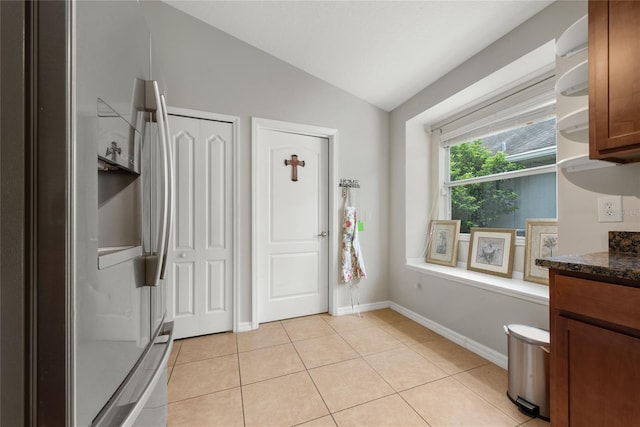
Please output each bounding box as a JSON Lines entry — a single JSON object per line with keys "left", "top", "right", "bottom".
{"left": 341, "top": 206, "right": 367, "bottom": 283}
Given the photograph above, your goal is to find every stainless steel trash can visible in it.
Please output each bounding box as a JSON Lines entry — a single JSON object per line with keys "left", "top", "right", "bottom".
{"left": 504, "top": 324, "right": 550, "bottom": 421}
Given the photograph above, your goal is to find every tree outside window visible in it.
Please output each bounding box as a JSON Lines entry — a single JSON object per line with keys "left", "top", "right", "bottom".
{"left": 450, "top": 140, "right": 525, "bottom": 233}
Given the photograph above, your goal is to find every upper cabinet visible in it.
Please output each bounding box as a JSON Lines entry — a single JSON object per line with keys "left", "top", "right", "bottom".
{"left": 589, "top": 0, "right": 640, "bottom": 163}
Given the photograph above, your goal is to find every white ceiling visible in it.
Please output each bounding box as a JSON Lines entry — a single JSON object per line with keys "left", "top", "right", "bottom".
{"left": 163, "top": 0, "right": 554, "bottom": 112}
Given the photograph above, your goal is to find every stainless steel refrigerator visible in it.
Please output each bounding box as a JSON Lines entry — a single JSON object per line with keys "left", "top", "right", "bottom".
{"left": 0, "top": 1, "right": 174, "bottom": 425}
{"left": 76, "top": 0, "right": 175, "bottom": 425}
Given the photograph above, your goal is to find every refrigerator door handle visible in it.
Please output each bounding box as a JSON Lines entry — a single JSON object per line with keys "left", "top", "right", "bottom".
{"left": 144, "top": 80, "right": 169, "bottom": 287}
{"left": 159, "top": 93, "right": 173, "bottom": 280}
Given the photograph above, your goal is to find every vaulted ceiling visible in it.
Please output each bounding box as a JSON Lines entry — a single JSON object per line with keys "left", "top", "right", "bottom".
{"left": 163, "top": 1, "right": 554, "bottom": 111}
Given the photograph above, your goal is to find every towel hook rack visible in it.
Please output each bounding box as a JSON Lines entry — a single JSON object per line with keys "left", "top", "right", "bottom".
{"left": 339, "top": 178, "right": 360, "bottom": 198}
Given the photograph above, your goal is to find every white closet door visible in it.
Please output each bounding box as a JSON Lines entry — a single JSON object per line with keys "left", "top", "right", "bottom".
{"left": 167, "top": 115, "right": 233, "bottom": 339}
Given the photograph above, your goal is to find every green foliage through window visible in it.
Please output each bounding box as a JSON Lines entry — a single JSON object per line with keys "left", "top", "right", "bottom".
{"left": 450, "top": 140, "right": 525, "bottom": 233}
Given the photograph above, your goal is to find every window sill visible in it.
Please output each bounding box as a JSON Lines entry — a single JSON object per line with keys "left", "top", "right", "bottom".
{"left": 405, "top": 258, "right": 549, "bottom": 306}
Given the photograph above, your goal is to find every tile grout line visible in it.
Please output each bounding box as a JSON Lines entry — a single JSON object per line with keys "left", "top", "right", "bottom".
{"left": 168, "top": 311, "right": 529, "bottom": 426}
{"left": 356, "top": 344, "right": 434, "bottom": 426}
{"left": 330, "top": 318, "right": 404, "bottom": 417}
{"left": 166, "top": 384, "right": 242, "bottom": 406}
{"left": 307, "top": 315, "right": 414, "bottom": 423}
{"left": 395, "top": 390, "right": 434, "bottom": 426}
{"left": 301, "top": 368, "right": 337, "bottom": 425}
{"left": 323, "top": 315, "right": 444, "bottom": 424}
{"left": 335, "top": 316, "right": 498, "bottom": 426}
{"left": 235, "top": 333, "right": 247, "bottom": 427}
{"left": 288, "top": 327, "right": 336, "bottom": 425}
{"left": 448, "top": 367, "right": 524, "bottom": 424}
{"left": 166, "top": 341, "right": 182, "bottom": 386}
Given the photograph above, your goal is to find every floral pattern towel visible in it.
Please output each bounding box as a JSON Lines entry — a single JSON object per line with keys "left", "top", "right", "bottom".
{"left": 341, "top": 206, "right": 367, "bottom": 283}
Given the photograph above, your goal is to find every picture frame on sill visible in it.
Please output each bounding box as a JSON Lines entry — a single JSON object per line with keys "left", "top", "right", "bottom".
{"left": 524, "top": 219, "right": 558, "bottom": 285}
{"left": 426, "top": 220, "right": 460, "bottom": 267}
{"left": 467, "top": 228, "right": 515, "bottom": 278}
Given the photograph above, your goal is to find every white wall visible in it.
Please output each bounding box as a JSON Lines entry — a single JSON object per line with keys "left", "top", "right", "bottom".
{"left": 555, "top": 31, "right": 640, "bottom": 255}
{"left": 558, "top": 159, "right": 640, "bottom": 255}
{"left": 141, "top": 1, "right": 390, "bottom": 326}
{"left": 389, "top": 1, "right": 587, "bottom": 356}
{"left": 140, "top": 0, "right": 636, "bottom": 358}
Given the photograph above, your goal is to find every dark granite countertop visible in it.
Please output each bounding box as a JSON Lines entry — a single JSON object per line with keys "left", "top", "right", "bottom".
{"left": 535, "top": 232, "right": 640, "bottom": 283}
{"left": 536, "top": 252, "right": 640, "bottom": 282}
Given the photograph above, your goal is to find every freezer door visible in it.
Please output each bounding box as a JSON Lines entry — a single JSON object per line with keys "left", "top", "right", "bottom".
{"left": 92, "top": 321, "right": 174, "bottom": 427}
{"left": 77, "top": 261, "right": 151, "bottom": 426}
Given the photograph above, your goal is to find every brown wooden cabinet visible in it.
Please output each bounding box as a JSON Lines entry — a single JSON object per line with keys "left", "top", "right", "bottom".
{"left": 589, "top": 0, "right": 640, "bottom": 163}
{"left": 550, "top": 270, "right": 640, "bottom": 425}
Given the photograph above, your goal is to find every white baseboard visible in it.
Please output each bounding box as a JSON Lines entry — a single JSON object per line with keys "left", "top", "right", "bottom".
{"left": 336, "top": 300, "right": 391, "bottom": 316}
{"left": 236, "top": 321, "right": 254, "bottom": 333}
{"left": 247, "top": 300, "right": 507, "bottom": 369}
{"left": 389, "top": 302, "right": 508, "bottom": 369}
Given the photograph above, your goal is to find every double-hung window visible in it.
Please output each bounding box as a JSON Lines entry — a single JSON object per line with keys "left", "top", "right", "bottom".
{"left": 436, "top": 74, "right": 557, "bottom": 234}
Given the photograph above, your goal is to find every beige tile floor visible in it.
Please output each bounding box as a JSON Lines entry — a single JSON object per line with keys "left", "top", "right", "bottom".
{"left": 167, "top": 309, "right": 549, "bottom": 427}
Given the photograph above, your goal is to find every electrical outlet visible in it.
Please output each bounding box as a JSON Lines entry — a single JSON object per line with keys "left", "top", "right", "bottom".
{"left": 597, "top": 196, "right": 623, "bottom": 222}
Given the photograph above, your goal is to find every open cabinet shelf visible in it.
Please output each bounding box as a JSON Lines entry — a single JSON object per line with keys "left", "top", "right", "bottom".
{"left": 556, "top": 15, "right": 588, "bottom": 57}
{"left": 556, "top": 60, "right": 588, "bottom": 97}
{"left": 557, "top": 106, "right": 589, "bottom": 136}
{"left": 557, "top": 154, "right": 616, "bottom": 173}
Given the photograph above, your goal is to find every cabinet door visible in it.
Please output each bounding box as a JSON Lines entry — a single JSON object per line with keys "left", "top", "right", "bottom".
{"left": 589, "top": 0, "right": 640, "bottom": 161}
{"left": 554, "top": 316, "right": 640, "bottom": 426}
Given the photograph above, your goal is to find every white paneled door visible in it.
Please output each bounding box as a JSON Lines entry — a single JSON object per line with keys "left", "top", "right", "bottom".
{"left": 167, "top": 114, "right": 233, "bottom": 339}
{"left": 256, "top": 128, "right": 329, "bottom": 323}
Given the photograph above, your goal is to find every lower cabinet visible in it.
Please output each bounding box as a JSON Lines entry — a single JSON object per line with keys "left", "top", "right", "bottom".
{"left": 550, "top": 271, "right": 640, "bottom": 425}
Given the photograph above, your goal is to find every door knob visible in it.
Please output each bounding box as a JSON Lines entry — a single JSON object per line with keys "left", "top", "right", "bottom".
{"left": 180, "top": 252, "right": 187, "bottom": 258}
{"left": 317, "top": 232, "right": 328, "bottom": 237}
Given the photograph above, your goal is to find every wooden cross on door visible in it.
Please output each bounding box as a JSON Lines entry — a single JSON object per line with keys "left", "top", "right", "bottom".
{"left": 284, "top": 154, "right": 305, "bottom": 182}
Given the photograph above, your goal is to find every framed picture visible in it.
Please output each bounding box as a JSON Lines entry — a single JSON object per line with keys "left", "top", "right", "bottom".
{"left": 426, "top": 220, "right": 460, "bottom": 267}
{"left": 524, "top": 219, "right": 558, "bottom": 285}
{"left": 467, "top": 228, "right": 515, "bottom": 278}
